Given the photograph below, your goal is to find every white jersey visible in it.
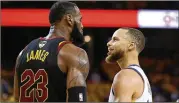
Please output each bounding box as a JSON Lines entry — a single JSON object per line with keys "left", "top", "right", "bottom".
{"left": 108, "top": 64, "right": 153, "bottom": 102}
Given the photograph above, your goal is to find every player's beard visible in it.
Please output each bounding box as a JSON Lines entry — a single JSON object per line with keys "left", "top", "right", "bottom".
{"left": 70, "top": 22, "right": 84, "bottom": 46}
{"left": 105, "top": 49, "right": 124, "bottom": 63}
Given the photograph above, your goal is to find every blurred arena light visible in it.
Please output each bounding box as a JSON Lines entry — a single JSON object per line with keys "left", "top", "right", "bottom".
{"left": 84, "top": 35, "right": 91, "bottom": 43}
{"left": 1, "top": 9, "right": 178, "bottom": 28}
{"left": 138, "top": 10, "right": 178, "bottom": 29}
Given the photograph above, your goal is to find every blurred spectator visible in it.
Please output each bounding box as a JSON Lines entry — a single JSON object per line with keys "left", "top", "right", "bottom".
{"left": 90, "top": 72, "right": 101, "bottom": 83}
{"left": 126, "top": 1, "right": 148, "bottom": 9}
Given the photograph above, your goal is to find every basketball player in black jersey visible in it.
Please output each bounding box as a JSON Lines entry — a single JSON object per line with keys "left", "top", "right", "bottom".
{"left": 13, "top": 1, "right": 89, "bottom": 102}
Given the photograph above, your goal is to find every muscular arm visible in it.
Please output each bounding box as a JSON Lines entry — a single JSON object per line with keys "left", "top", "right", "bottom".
{"left": 58, "top": 43, "right": 89, "bottom": 102}
{"left": 112, "top": 69, "right": 140, "bottom": 102}
{"left": 67, "top": 49, "right": 89, "bottom": 88}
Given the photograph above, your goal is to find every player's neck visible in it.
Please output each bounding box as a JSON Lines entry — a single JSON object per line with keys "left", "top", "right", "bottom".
{"left": 46, "top": 25, "right": 70, "bottom": 41}
{"left": 117, "top": 52, "right": 139, "bottom": 69}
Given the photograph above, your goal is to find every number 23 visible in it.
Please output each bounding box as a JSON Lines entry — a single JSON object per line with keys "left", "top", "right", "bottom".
{"left": 20, "top": 69, "right": 48, "bottom": 102}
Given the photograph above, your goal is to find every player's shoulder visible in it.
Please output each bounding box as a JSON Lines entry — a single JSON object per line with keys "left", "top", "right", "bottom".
{"left": 29, "top": 38, "right": 40, "bottom": 44}
{"left": 58, "top": 42, "right": 87, "bottom": 60}
{"left": 60, "top": 43, "right": 86, "bottom": 54}
{"left": 114, "top": 69, "right": 137, "bottom": 78}
{"left": 25, "top": 38, "right": 40, "bottom": 48}
{"left": 113, "top": 68, "right": 142, "bottom": 84}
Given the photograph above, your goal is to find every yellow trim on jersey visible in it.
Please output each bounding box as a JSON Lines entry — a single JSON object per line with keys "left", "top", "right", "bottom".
{"left": 58, "top": 41, "right": 67, "bottom": 46}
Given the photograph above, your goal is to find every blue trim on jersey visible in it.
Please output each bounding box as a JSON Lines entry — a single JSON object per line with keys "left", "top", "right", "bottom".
{"left": 127, "top": 67, "right": 144, "bottom": 82}
{"left": 112, "top": 88, "right": 115, "bottom": 95}
{"left": 128, "top": 64, "right": 141, "bottom": 67}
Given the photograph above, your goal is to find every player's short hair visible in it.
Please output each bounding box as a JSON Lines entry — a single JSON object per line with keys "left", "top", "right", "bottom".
{"left": 122, "top": 27, "right": 145, "bottom": 53}
{"left": 49, "top": 1, "right": 77, "bottom": 25}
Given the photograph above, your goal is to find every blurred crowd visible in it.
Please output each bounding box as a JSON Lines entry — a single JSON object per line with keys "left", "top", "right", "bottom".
{"left": 75, "top": 1, "right": 179, "bottom": 10}
{"left": 1, "top": 56, "right": 179, "bottom": 102}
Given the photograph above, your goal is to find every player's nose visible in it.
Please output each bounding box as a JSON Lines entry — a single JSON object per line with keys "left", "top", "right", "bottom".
{"left": 107, "top": 40, "right": 112, "bottom": 47}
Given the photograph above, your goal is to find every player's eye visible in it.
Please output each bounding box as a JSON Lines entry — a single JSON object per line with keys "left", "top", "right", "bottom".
{"left": 113, "top": 38, "right": 118, "bottom": 42}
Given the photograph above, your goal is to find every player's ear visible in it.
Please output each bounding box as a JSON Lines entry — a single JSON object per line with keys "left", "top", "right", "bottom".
{"left": 128, "top": 42, "right": 135, "bottom": 51}
{"left": 65, "top": 14, "right": 74, "bottom": 27}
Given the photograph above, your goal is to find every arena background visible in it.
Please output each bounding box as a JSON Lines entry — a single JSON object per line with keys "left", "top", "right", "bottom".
{"left": 1, "top": 1, "right": 179, "bottom": 102}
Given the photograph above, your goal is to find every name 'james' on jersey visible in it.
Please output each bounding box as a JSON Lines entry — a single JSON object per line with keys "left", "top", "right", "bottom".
{"left": 16, "top": 37, "right": 70, "bottom": 102}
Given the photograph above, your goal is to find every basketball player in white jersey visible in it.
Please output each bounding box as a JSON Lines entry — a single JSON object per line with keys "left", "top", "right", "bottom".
{"left": 106, "top": 28, "right": 152, "bottom": 102}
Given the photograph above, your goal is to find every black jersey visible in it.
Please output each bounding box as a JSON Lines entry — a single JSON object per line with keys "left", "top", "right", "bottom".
{"left": 16, "top": 37, "right": 70, "bottom": 102}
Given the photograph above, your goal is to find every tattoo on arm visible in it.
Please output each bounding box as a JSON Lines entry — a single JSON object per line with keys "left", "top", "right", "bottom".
{"left": 68, "top": 49, "right": 89, "bottom": 88}
{"left": 77, "top": 50, "right": 89, "bottom": 79}
{"left": 68, "top": 74, "right": 79, "bottom": 86}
